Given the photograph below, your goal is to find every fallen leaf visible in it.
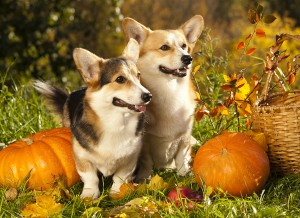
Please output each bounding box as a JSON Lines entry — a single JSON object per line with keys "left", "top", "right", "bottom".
{"left": 109, "top": 196, "right": 164, "bottom": 218}
{"left": 148, "top": 174, "right": 169, "bottom": 191}
{"left": 111, "top": 183, "right": 135, "bottom": 200}
{"left": 81, "top": 207, "right": 102, "bottom": 218}
{"left": 5, "top": 188, "right": 18, "bottom": 201}
{"left": 21, "top": 194, "right": 63, "bottom": 217}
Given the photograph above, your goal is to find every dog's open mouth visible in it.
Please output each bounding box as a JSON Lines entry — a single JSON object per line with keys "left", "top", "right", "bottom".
{"left": 159, "top": 65, "right": 188, "bottom": 77}
{"left": 112, "top": 97, "right": 146, "bottom": 112}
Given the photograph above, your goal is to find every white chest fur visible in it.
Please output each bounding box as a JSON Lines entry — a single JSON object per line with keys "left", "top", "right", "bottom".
{"left": 145, "top": 76, "right": 196, "bottom": 139}
{"left": 76, "top": 112, "right": 142, "bottom": 177}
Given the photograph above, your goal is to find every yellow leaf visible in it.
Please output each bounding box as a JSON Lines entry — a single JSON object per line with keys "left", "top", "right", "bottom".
{"left": 218, "top": 104, "right": 229, "bottom": 116}
{"left": 235, "top": 77, "right": 250, "bottom": 100}
{"left": 223, "top": 74, "right": 231, "bottom": 82}
{"left": 21, "top": 194, "right": 63, "bottom": 217}
{"left": 237, "top": 102, "right": 252, "bottom": 116}
{"left": 243, "top": 130, "right": 268, "bottom": 151}
{"left": 193, "top": 65, "right": 201, "bottom": 74}
{"left": 111, "top": 183, "right": 135, "bottom": 200}
{"left": 195, "top": 91, "right": 201, "bottom": 101}
{"left": 147, "top": 174, "right": 169, "bottom": 190}
{"left": 221, "top": 108, "right": 229, "bottom": 116}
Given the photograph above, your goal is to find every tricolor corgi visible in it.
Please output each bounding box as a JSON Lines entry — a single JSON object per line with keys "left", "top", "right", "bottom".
{"left": 122, "top": 16, "right": 204, "bottom": 181}
{"left": 34, "top": 38, "right": 152, "bottom": 199}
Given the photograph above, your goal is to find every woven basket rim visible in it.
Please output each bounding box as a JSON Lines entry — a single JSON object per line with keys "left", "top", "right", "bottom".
{"left": 254, "top": 90, "right": 300, "bottom": 109}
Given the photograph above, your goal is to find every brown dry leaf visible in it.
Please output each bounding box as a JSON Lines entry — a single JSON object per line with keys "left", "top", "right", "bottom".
{"left": 263, "top": 14, "right": 277, "bottom": 24}
{"left": 5, "top": 188, "right": 18, "bottom": 201}
{"left": 21, "top": 194, "right": 63, "bottom": 217}
{"left": 288, "top": 73, "right": 296, "bottom": 85}
{"left": 195, "top": 106, "right": 209, "bottom": 122}
{"left": 248, "top": 9, "right": 258, "bottom": 24}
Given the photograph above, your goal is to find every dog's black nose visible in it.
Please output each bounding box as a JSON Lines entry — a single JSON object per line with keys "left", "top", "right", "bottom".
{"left": 141, "top": 92, "right": 152, "bottom": 103}
{"left": 181, "top": 55, "right": 193, "bottom": 65}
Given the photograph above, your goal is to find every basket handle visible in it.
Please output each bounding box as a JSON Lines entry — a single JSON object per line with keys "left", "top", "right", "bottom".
{"left": 254, "top": 54, "right": 287, "bottom": 106}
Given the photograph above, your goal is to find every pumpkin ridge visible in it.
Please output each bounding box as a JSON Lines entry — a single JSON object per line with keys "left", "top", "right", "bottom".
{"left": 0, "top": 128, "right": 79, "bottom": 190}
{"left": 193, "top": 132, "right": 270, "bottom": 197}
{"left": 41, "top": 135, "right": 74, "bottom": 186}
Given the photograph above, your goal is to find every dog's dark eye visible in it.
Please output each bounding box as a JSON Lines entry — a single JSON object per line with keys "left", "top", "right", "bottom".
{"left": 137, "top": 73, "right": 141, "bottom": 79}
{"left": 115, "top": 76, "right": 126, "bottom": 84}
{"left": 160, "top": 44, "right": 170, "bottom": 51}
{"left": 182, "top": 44, "right": 187, "bottom": 49}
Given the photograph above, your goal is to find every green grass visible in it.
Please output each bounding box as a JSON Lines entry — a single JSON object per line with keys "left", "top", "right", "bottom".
{"left": 1, "top": 76, "right": 300, "bottom": 218}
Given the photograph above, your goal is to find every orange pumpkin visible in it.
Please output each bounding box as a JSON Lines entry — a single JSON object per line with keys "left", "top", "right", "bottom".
{"left": 193, "top": 132, "right": 270, "bottom": 197}
{"left": 0, "top": 128, "right": 79, "bottom": 190}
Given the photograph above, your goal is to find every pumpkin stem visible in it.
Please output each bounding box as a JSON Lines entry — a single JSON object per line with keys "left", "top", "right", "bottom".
{"left": 220, "top": 147, "right": 228, "bottom": 155}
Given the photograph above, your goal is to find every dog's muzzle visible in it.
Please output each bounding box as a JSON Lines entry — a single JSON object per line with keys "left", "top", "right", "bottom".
{"left": 159, "top": 55, "right": 192, "bottom": 77}
{"left": 181, "top": 55, "right": 193, "bottom": 65}
{"left": 112, "top": 94, "right": 151, "bottom": 112}
{"left": 159, "top": 65, "right": 188, "bottom": 77}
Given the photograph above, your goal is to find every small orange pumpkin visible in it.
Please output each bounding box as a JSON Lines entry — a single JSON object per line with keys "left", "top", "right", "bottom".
{"left": 0, "top": 128, "right": 79, "bottom": 190}
{"left": 193, "top": 132, "right": 270, "bottom": 197}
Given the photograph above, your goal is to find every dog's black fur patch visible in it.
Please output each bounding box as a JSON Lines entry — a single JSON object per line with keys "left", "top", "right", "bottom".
{"left": 67, "top": 88, "right": 100, "bottom": 149}
{"left": 100, "top": 57, "right": 129, "bottom": 86}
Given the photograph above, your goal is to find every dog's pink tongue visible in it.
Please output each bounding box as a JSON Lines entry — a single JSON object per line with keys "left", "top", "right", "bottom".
{"left": 135, "top": 105, "right": 146, "bottom": 112}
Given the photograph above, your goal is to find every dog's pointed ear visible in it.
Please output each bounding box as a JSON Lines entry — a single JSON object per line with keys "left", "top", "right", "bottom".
{"left": 73, "top": 48, "right": 103, "bottom": 86}
{"left": 122, "top": 38, "right": 140, "bottom": 64}
{"left": 180, "top": 15, "right": 204, "bottom": 49}
{"left": 122, "top": 17, "right": 150, "bottom": 45}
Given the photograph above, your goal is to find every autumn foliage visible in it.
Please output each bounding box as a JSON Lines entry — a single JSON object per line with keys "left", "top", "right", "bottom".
{"left": 193, "top": 3, "right": 300, "bottom": 135}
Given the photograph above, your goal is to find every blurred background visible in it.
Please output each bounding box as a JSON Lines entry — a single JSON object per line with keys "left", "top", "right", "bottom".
{"left": 1, "top": 0, "right": 300, "bottom": 88}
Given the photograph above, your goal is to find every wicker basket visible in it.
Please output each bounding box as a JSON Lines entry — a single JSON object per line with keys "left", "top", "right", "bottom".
{"left": 252, "top": 90, "right": 300, "bottom": 175}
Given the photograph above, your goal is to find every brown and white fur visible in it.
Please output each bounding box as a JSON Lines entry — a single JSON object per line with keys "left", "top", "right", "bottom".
{"left": 122, "top": 16, "right": 204, "bottom": 181}
{"left": 34, "top": 39, "right": 152, "bottom": 199}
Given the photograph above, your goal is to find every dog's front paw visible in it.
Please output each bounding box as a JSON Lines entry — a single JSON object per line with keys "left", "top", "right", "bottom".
{"left": 80, "top": 188, "right": 100, "bottom": 199}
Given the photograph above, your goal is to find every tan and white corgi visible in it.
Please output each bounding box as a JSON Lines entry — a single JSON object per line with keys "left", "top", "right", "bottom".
{"left": 122, "top": 16, "right": 204, "bottom": 181}
{"left": 34, "top": 38, "right": 152, "bottom": 199}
